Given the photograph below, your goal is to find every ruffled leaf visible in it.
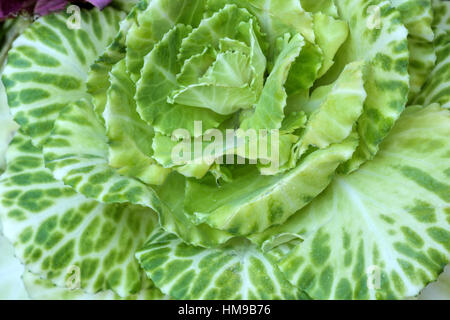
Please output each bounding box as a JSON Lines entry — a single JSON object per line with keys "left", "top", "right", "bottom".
{"left": 125, "top": 0, "right": 206, "bottom": 81}
{"left": 320, "top": 0, "right": 410, "bottom": 172}
{"left": 105, "top": 59, "right": 171, "bottom": 185}
{"left": 136, "top": 229, "right": 305, "bottom": 299}
{"left": 135, "top": 24, "right": 227, "bottom": 136}
{"left": 184, "top": 135, "right": 358, "bottom": 236}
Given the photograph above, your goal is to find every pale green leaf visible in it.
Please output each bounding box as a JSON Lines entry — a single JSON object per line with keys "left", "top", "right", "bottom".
{"left": 136, "top": 229, "right": 305, "bottom": 299}
{"left": 391, "top": 0, "right": 434, "bottom": 41}
{"left": 22, "top": 270, "right": 168, "bottom": 300}
{"left": 1, "top": 132, "right": 160, "bottom": 297}
{"left": 0, "top": 80, "right": 18, "bottom": 173}
{"left": 414, "top": 0, "right": 450, "bottom": 109}
{"left": 293, "top": 61, "right": 366, "bottom": 162}
{"left": 1, "top": 8, "right": 124, "bottom": 146}
{"left": 184, "top": 135, "right": 358, "bottom": 236}
{"left": 241, "top": 33, "right": 304, "bottom": 130}
{"left": 125, "top": 0, "right": 207, "bottom": 81}
{"left": 320, "top": 0, "right": 410, "bottom": 172}
{"left": 135, "top": 25, "right": 227, "bottom": 136}
{"left": 105, "top": 59, "right": 171, "bottom": 185}
{"left": 277, "top": 104, "right": 450, "bottom": 299}
{"left": 170, "top": 84, "right": 257, "bottom": 115}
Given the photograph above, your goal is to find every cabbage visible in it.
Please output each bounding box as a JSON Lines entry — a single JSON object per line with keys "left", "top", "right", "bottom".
{"left": 0, "top": 0, "right": 448, "bottom": 300}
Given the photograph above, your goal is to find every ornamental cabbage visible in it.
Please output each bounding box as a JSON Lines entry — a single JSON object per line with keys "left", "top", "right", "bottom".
{"left": 0, "top": 0, "right": 449, "bottom": 300}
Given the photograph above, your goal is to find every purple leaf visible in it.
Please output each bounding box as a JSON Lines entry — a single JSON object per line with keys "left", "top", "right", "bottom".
{"left": 85, "top": 0, "right": 111, "bottom": 9}
{"left": 34, "top": 0, "right": 68, "bottom": 16}
{"left": 0, "top": 0, "right": 113, "bottom": 20}
{"left": 0, "top": 0, "right": 33, "bottom": 19}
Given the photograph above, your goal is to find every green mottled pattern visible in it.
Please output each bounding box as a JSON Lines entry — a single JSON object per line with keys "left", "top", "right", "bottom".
{"left": 328, "top": 0, "right": 410, "bottom": 172}
{"left": 414, "top": 0, "right": 450, "bottom": 109}
{"left": 0, "top": 80, "right": 18, "bottom": 173}
{"left": 391, "top": 0, "right": 433, "bottom": 41}
{"left": 42, "top": 99, "right": 163, "bottom": 209}
{"left": 87, "top": 9, "right": 136, "bottom": 118}
{"left": 2, "top": 8, "right": 124, "bottom": 146}
{"left": 390, "top": 0, "right": 435, "bottom": 100}
{"left": 136, "top": 229, "right": 303, "bottom": 299}
{"left": 407, "top": 37, "right": 436, "bottom": 101}
{"left": 0, "top": 132, "right": 160, "bottom": 297}
{"left": 23, "top": 270, "right": 168, "bottom": 300}
{"left": 279, "top": 105, "right": 450, "bottom": 299}
{"left": 0, "top": 18, "right": 31, "bottom": 73}
{"left": 294, "top": 61, "right": 365, "bottom": 158}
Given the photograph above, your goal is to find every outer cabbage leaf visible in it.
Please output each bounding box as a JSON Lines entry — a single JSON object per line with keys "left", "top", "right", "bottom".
{"left": 0, "top": 17, "right": 31, "bottom": 68}
{"left": 136, "top": 229, "right": 307, "bottom": 300}
{"left": 1, "top": 8, "right": 125, "bottom": 147}
{"left": 125, "top": 0, "right": 206, "bottom": 81}
{"left": 299, "top": 0, "right": 338, "bottom": 18}
{"left": 87, "top": 5, "right": 141, "bottom": 118}
{"left": 0, "top": 78, "right": 26, "bottom": 299}
{"left": 414, "top": 0, "right": 450, "bottom": 109}
{"left": 0, "top": 80, "right": 18, "bottom": 173}
{"left": 0, "top": 132, "right": 161, "bottom": 297}
{"left": 320, "top": 0, "right": 410, "bottom": 172}
{"left": 390, "top": 0, "right": 434, "bottom": 41}
{"left": 407, "top": 37, "right": 436, "bottom": 101}
{"left": 292, "top": 61, "right": 366, "bottom": 162}
{"left": 275, "top": 104, "right": 449, "bottom": 299}
{"left": 390, "top": 0, "right": 436, "bottom": 100}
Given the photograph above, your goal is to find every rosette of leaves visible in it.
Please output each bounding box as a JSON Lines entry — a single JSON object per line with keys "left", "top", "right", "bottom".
{"left": 0, "top": 0, "right": 449, "bottom": 300}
